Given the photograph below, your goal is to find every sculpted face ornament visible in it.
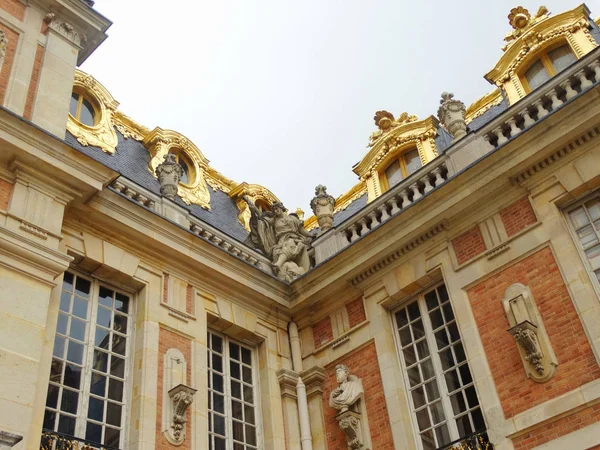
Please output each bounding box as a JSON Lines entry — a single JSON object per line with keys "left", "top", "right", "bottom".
{"left": 329, "top": 364, "right": 364, "bottom": 413}
{"left": 243, "top": 197, "right": 314, "bottom": 282}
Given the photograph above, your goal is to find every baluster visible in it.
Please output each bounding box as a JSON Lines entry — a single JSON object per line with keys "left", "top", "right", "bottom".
{"left": 400, "top": 190, "right": 411, "bottom": 208}
{"left": 359, "top": 218, "right": 369, "bottom": 236}
{"left": 560, "top": 79, "right": 577, "bottom": 100}
{"left": 547, "top": 88, "right": 563, "bottom": 110}
{"left": 432, "top": 167, "right": 445, "bottom": 186}
{"left": 211, "top": 236, "right": 223, "bottom": 245}
{"left": 221, "top": 242, "right": 232, "bottom": 251}
{"left": 389, "top": 196, "right": 400, "bottom": 215}
{"left": 349, "top": 224, "right": 360, "bottom": 242}
{"left": 147, "top": 200, "right": 156, "bottom": 210}
{"left": 378, "top": 204, "right": 390, "bottom": 222}
{"left": 507, "top": 117, "right": 521, "bottom": 137}
{"left": 124, "top": 187, "right": 137, "bottom": 199}
{"left": 494, "top": 127, "right": 508, "bottom": 145}
{"left": 590, "top": 60, "right": 600, "bottom": 82}
{"left": 575, "top": 69, "right": 593, "bottom": 89}
{"left": 231, "top": 247, "right": 241, "bottom": 256}
{"left": 518, "top": 108, "right": 535, "bottom": 128}
{"left": 422, "top": 175, "right": 434, "bottom": 193}
{"left": 368, "top": 211, "right": 380, "bottom": 229}
{"left": 533, "top": 99, "right": 549, "bottom": 119}
{"left": 410, "top": 183, "right": 422, "bottom": 201}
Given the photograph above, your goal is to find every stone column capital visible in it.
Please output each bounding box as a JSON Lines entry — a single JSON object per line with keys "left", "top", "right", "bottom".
{"left": 300, "top": 366, "right": 326, "bottom": 398}
{"left": 276, "top": 368, "right": 299, "bottom": 400}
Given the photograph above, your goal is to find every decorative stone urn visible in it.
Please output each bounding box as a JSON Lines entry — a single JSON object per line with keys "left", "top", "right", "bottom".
{"left": 155, "top": 153, "right": 183, "bottom": 200}
{"left": 310, "top": 185, "right": 336, "bottom": 232}
{"left": 437, "top": 92, "right": 467, "bottom": 142}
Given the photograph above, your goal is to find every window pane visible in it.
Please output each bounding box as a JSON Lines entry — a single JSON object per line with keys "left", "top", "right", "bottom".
{"left": 549, "top": 45, "right": 576, "bottom": 72}
{"left": 179, "top": 158, "right": 190, "bottom": 185}
{"left": 385, "top": 160, "right": 403, "bottom": 188}
{"left": 69, "top": 93, "right": 79, "bottom": 117}
{"left": 404, "top": 149, "right": 422, "bottom": 175}
{"left": 79, "top": 98, "right": 96, "bottom": 126}
{"left": 525, "top": 59, "right": 550, "bottom": 90}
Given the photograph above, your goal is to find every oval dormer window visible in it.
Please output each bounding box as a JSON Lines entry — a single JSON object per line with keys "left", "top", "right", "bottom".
{"left": 69, "top": 91, "right": 97, "bottom": 127}
{"left": 168, "top": 151, "right": 194, "bottom": 186}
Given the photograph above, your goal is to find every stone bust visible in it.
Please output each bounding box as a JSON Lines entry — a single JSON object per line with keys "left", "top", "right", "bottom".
{"left": 329, "top": 364, "right": 364, "bottom": 413}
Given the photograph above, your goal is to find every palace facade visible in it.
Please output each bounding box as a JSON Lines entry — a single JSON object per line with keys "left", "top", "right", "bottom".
{"left": 1, "top": 2, "right": 600, "bottom": 450}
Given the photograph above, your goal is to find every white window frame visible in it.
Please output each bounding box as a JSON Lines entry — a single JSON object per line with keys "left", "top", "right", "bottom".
{"left": 207, "top": 330, "right": 263, "bottom": 450}
{"left": 44, "top": 270, "right": 135, "bottom": 449}
{"left": 390, "top": 282, "right": 486, "bottom": 450}
{"left": 564, "top": 190, "right": 600, "bottom": 297}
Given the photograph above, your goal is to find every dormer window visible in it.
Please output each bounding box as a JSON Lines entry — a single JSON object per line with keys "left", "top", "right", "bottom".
{"left": 69, "top": 91, "right": 97, "bottom": 127}
{"left": 522, "top": 44, "right": 577, "bottom": 91}
{"left": 381, "top": 148, "right": 422, "bottom": 191}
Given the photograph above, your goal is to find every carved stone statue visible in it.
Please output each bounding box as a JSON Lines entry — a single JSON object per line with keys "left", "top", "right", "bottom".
{"left": 243, "top": 197, "right": 313, "bottom": 282}
{"left": 329, "top": 364, "right": 364, "bottom": 413}
{"left": 310, "top": 185, "right": 336, "bottom": 232}
{"left": 155, "top": 153, "right": 183, "bottom": 200}
{"left": 437, "top": 92, "right": 467, "bottom": 142}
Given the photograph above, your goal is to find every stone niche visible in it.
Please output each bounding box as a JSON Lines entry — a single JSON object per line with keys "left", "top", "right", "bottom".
{"left": 503, "top": 283, "right": 558, "bottom": 383}
{"left": 162, "top": 348, "right": 196, "bottom": 445}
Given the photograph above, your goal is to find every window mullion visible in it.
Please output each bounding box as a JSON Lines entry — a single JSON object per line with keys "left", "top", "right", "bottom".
{"left": 223, "top": 336, "right": 232, "bottom": 450}
{"left": 419, "top": 295, "right": 460, "bottom": 441}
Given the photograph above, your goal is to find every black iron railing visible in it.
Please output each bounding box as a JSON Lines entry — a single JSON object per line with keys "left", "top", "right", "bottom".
{"left": 437, "top": 430, "right": 493, "bottom": 450}
{"left": 40, "top": 430, "right": 121, "bottom": 450}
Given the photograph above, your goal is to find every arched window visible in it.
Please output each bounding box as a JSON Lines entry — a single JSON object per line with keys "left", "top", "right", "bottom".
{"left": 69, "top": 91, "right": 97, "bottom": 127}
{"left": 522, "top": 44, "right": 576, "bottom": 91}
{"left": 381, "top": 147, "right": 422, "bottom": 191}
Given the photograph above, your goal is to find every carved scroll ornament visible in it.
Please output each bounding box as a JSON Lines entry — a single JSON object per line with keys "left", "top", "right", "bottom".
{"left": 168, "top": 384, "right": 197, "bottom": 443}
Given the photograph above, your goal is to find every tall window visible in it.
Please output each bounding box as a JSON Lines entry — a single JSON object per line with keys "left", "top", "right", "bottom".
{"left": 523, "top": 44, "right": 577, "bottom": 91}
{"left": 44, "top": 271, "right": 132, "bottom": 448}
{"left": 70, "top": 92, "right": 97, "bottom": 127}
{"left": 567, "top": 193, "right": 600, "bottom": 286}
{"left": 208, "top": 331, "right": 260, "bottom": 450}
{"left": 393, "top": 284, "right": 486, "bottom": 450}
{"left": 382, "top": 148, "right": 422, "bottom": 191}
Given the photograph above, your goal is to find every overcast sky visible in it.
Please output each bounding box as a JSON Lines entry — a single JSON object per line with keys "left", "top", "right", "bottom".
{"left": 82, "top": 1, "right": 600, "bottom": 214}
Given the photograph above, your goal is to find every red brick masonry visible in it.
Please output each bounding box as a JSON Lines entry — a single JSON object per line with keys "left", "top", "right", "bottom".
{"left": 468, "top": 247, "right": 600, "bottom": 418}
{"left": 346, "top": 298, "right": 367, "bottom": 328}
{"left": 324, "top": 341, "right": 394, "bottom": 450}
{"left": 452, "top": 226, "right": 486, "bottom": 265}
{"left": 313, "top": 315, "right": 333, "bottom": 348}
{"left": 499, "top": 197, "right": 537, "bottom": 237}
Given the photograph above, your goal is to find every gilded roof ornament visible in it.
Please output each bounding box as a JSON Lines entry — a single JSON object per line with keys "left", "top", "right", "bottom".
{"left": 367, "top": 111, "right": 418, "bottom": 147}
{"left": 503, "top": 6, "right": 550, "bottom": 51}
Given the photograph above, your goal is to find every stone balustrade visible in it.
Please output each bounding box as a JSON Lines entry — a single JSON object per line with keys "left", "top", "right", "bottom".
{"left": 189, "top": 220, "right": 272, "bottom": 272}
{"left": 480, "top": 49, "right": 600, "bottom": 150}
{"left": 111, "top": 179, "right": 157, "bottom": 210}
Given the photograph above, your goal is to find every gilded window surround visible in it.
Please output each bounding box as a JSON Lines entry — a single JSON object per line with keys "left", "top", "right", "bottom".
{"left": 144, "top": 127, "right": 212, "bottom": 209}
{"left": 485, "top": 4, "right": 597, "bottom": 104}
{"left": 229, "top": 182, "right": 282, "bottom": 231}
{"left": 353, "top": 115, "right": 439, "bottom": 202}
{"left": 67, "top": 70, "right": 119, "bottom": 154}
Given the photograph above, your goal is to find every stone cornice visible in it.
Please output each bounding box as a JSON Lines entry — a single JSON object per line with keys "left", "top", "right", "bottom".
{"left": 276, "top": 368, "right": 298, "bottom": 399}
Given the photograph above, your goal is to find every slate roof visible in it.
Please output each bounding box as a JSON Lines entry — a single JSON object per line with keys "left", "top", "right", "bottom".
{"left": 467, "top": 97, "right": 509, "bottom": 131}
{"left": 65, "top": 128, "right": 250, "bottom": 243}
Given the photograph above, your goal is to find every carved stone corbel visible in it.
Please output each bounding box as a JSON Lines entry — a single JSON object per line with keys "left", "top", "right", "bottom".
{"left": 337, "top": 410, "right": 364, "bottom": 450}
{"left": 503, "top": 283, "right": 557, "bottom": 382}
{"left": 168, "top": 384, "right": 197, "bottom": 444}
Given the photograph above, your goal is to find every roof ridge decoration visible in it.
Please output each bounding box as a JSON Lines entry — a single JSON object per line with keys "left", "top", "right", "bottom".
{"left": 68, "top": 70, "right": 119, "bottom": 154}
{"left": 143, "top": 127, "right": 211, "bottom": 209}
{"left": 304, "top": 182, "right": 367, "bottom": 231}
{"left": 486, "top": 4, "right": 597, "bottom": 103}
{"left": 367, "top": 111, "right": 418, "bottom": 148}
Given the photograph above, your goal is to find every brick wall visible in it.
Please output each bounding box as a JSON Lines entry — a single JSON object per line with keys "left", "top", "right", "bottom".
{"left": 0, "top": 0, "right": 25, "bottom": 21}
{"left": 346, "top": 298, "right": 366, "bottom": 328}
{"left": 313, "top": 316, "right": 333, "bottom": 348}
{"left": 452, "top": 226, "right": 486, "bottom": 265}
{"left": 467, "top": 247, "right": 600, "bottom": 418}
{"left": 500, "top": 197, "right": 537, "bottom": 237}
{"left": 185, "top": 284, "right": 193, "bottom": 314}
{"left": 0, "top": 179, "right": 12, "bottom": 210}
{"left": 156, "top": 327, "right": 192, "bottom": 450}
{"left": 0, "top": 25, "right": 19, "bottom": 105}
{"left": 24, "top": 44, "right": 43, "bottom": 120}
{"left": 512, "top": 404, "right": 600, "bottom": 450}
{"left": 324, "top": 341, "right": 394, "bottom": 450}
